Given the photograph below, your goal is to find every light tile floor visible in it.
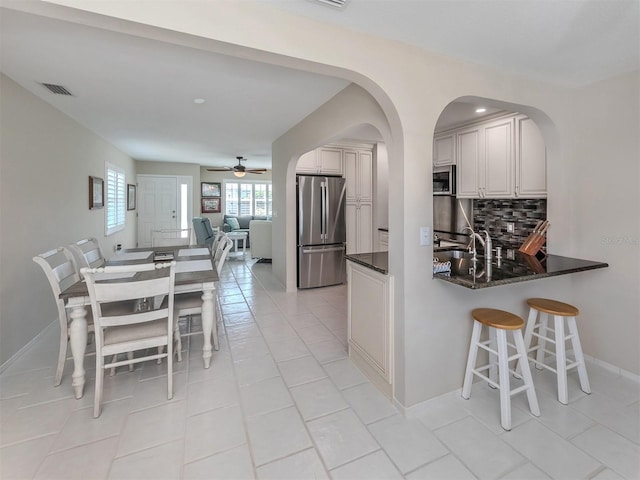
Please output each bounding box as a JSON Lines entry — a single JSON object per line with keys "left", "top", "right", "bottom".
{"left": 1, "top": 259, "right": 639, "bottom": 479}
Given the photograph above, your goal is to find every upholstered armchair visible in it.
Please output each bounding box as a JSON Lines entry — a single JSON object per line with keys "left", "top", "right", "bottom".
{"left": 192, "top": 217, "right": 215, "bottom": 247}
{"left": 249, "top": 220, "right": 272, "bottom": 260}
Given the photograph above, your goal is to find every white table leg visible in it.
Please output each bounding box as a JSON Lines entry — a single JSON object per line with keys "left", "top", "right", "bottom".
{"left": 200, "top": 283, "right": 216, "bottom": 368}
{"left": 68, "top": 304, "right": 89, "bottom": 399}
{"left": 242, "top": 235, "right": 246, "bottom": 257}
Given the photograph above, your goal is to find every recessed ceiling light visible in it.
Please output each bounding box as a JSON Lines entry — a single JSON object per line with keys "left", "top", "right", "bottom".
{"left": 193, "top": 98, "right": 206, "bottom": 104}
{"left": 475, "top": 107, "right": 487, "bottom": 113}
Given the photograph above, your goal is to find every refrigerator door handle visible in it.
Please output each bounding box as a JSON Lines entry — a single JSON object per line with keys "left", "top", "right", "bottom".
{"left": 302, "top": 246, "right": 345, "bottom": 254}
{"left": 320, "top": 181, "right": 327, "bottom": 240}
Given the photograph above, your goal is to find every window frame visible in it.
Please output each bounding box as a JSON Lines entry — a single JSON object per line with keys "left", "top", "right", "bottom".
{"left": 105, "top": 162, "right": 127, "bottom": 236}
{"left": 223, "top": 179, "right": 272, "bottom": 217}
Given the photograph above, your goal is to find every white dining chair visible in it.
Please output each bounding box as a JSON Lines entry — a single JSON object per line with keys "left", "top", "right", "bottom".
{"left": 174, "top": 236, "right": 233, "bottom": 352}
{"left": 82, "top": 261, "right": 178, "bottom": 418}
{"left": 68, "top": 238, "right": 106, "bottom": 274}
{"left": 33, "top": 247, "right": 94, "bottom": 387}
{"left": 151, "top": 228, "right": 191, "bottom": 247}
{"left": 210, "top": 229, "right": 225, "bottom": 258}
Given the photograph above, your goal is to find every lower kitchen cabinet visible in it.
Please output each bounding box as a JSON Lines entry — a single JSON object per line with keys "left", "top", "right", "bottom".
{"left": 347, "top": 260, "right": 394, "bottom": 398}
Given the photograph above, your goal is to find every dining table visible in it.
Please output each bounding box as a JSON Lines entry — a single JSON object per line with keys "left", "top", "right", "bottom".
{"left": 59, "top": 245, "right": 219, "bottom": 399}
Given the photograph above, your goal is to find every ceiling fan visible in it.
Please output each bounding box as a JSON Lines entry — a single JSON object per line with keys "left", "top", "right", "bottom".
{"left": 207, "top": 156, "right": 267, "bottom": 177}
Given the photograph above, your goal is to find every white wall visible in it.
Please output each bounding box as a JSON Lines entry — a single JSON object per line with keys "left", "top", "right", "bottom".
{"left": 0, "top": 74, "right": 136, "bottom": 365}
{"left": 15, "top": 2, "right": 640, "bottom": 406}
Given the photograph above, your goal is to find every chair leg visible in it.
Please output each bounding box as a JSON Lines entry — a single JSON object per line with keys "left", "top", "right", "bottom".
{"left": 554, "top": 315, "right": 569, "bottom": 404}
{"left": 54, "top": 332, "right": 67, "bottom": 387}
{"left": 157, "top": 346, "right": 163, "bottom": 364}
{"left": 109, "top": 355, "right": 117, "bottom": 376}
{"left": 567, "top": 316, "right": 591, "bottom": 394}
{"left": 174, "top": 327, "right": 182, "bottom": 362}
{"left": 127, "top": 352, "right": 135, "bottom": 372}
{"left": 488, "top": 327, "right": 498, "bottom": 388}
{"left": 167, "top": 341, "right": 173, "bottom": 400}
{"left": 94, "top": 356, "right": 104, "bottom": 418}
{"left": 516, "top": 307, "right": 538, "bottom": 378}
{"left": 462, "top": 321, "right": 482, "bottom": 399}
{"left": 497, "top": 329, "right": 512, "bottom": 431}
{"left": 513, "top": 329, "right": 540, "bottom": 417}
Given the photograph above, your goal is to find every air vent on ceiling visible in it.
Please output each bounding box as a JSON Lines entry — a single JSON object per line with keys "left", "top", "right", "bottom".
{"left": 41, "top": 83, "right": 73, "bottom": 96}
{"left": 309, "top": 0, "right": 350, "bottom": 9}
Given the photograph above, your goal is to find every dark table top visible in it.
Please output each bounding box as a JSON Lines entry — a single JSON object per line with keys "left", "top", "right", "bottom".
{"left": 433, "top": 250, "right": 608, "bottom": 289}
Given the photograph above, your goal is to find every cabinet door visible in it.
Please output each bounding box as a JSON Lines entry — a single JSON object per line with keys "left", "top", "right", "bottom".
{"left": 344, "top": 150, "right": 358, "bottom": 202}
{"left": 483, "top": 118, "right": 514, "bottom": 198}
{"left": 433, "top": 133, "right": 455, "bottom": 166}
{"left": 456, "top": 127, "right": 482, "bottom": 198}
{"left": 318, "top": 147, "right": 343, "bottom": 175}
{"left": 345, "top": 202, "right": 357, "bottom": 255}
{"left": 357, "top": 203, "right": 373, "bottom": 253}
{"left": 357, "top": 150, "right": 373, "bottom": 202}
{"left": 516, "top": 116, "right": 547, "bottom": 198}
{"left": 296, "top": 150, "right": 318, "bottom": 174}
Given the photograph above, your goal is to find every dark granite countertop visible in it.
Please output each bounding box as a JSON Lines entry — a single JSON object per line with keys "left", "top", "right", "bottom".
{"left": 433, "top": 250, "right": 608, "bottom": 289}
{"left": 346, "top": 252, "right": 388, "bottom": 274}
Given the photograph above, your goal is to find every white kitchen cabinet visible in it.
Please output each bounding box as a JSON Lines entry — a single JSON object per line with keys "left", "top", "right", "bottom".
{"left": 433, "top": 133, "right": 455, "bottom": 166}
{"left": 456, "top": 117, "right": 514, "bottom": 198}
{"left": 295, "top": 147, "right": 344, "bottom": 175}
{"left": 344, "top": 148, "right": 373, "bottom": 254}
{"left": 515, "top": 115, "right": 547, "bottom": 198}
{"left": 378, "top": 230, "right": 388, "bottom": 251}
{"left": 347, "top": 260, "right": 394, "bottom": 398}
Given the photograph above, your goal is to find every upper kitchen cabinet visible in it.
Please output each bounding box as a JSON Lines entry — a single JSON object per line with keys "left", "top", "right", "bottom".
{"left": 456, "top": 117, "right": 513, "bottom": 198}
{"left": 451, "top": 114, "right": 545, "bottom": 199}
{"left": 433, "top": 133, "right": 455, "bottom": 166}
{"left": 296, "top": 147, "right": 344, "bottom": 176}
{"left": 344, "top": 147, "right": 374, "bottom": 254}
{"left": 515, "top": 115, "right": 547, "bottom": 198}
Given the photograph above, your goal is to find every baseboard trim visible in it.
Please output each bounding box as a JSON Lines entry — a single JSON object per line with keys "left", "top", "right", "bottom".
{"left": 584, "top": 354, "right": 640, "bottom": 384}
{"left": 0, "top": 320, "right": 57, "bottom": 375}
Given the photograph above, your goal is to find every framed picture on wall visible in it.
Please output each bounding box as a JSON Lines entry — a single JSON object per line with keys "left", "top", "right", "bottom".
{"left": 89, "top": 176, "right": 104, "bottom": 209}
{"left": 201, "top": 197, "right": 221, "bottom": 213}
{"left": 201, "top": 182, "right": 221, "bottom": 197}
{"left": 127, "top": 184, "right": 136, "bottom": 210}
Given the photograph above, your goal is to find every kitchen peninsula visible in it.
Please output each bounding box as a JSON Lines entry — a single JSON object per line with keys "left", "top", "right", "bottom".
{"left": 345, "top": 252, "right": 393, "bottom": 398}
{"left": 433, "top": 250, "right": 608, "bottom": 289}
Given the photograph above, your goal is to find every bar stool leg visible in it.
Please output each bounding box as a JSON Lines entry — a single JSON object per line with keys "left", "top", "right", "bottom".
{"left": 462, "top": 320, "right": 483, "bottom": 399}
{"left": 554, "top": 315, "right": 569, "bottom": 404}
{"left": 489, "top": 327, "right": 498, "bottom": 387}
{"left": 513, "top": 329, "right": 540, "bottom": 417}
{"left": 535, "top": 313, "right": 549, "bottom": 369}
{"left": 567, "top": 316, "right": 591, "bottom": 394}
{"left": 496, "top": 329, "right": 512, "bottom": 430}
{"left": 516, "top": 307, "right": 539, "bottom": 378}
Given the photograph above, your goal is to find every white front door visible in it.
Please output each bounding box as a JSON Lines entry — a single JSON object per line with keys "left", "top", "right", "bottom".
{"left": 137, "top": 176, "right": 178, "bottom": 247}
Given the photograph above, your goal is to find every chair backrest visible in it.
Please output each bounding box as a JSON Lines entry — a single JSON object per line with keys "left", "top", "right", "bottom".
{"left": 82, "top": 262, "right": 176, "bottom": 347}
{"left": 68, "top": 238, "right": 105, "bottom": 272}
{"left": 214, "top": 236, "right": 234, "bottom": 275}
{"left": 33, "top": 247, "right": 81, "bottom": 329}
{"left": 151, "top": 228, "right": 191, "bottom": 247}
{"left": 211, "top": 229, "right": 225, "bottom": 256}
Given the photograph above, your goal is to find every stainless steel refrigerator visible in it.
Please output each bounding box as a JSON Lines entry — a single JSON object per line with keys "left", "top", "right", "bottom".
{"left": 297, "top": 175, "right": 347, "bottom": 289}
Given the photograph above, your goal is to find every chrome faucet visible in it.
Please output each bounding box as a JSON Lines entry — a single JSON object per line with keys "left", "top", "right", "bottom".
{"left": 463, "top": 227, "right": 493, "bottom": 262}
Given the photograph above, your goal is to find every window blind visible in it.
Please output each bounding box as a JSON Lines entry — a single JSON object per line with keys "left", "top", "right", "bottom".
{"left": 105, "top": 162, "right": 126, "bottom": 235}
{"left": 224, "top": 181, "right": 272, "bottom": 216}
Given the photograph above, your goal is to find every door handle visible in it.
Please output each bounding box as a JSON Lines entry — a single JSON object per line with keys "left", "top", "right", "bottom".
{"left": 302, "top": 246, "right": 344, "bottom": 254}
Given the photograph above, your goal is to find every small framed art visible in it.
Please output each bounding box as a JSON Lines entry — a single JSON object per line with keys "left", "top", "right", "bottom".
{"left": 127, "top": 184, "right": 136, "bottom": 210}
{"left": 89, "top": 176, "right": 104, "bottom": 209}
{"left": 201, "top": 182, "right": 221, "bottom": 197}
{"left": 201, "top": 197, "right": 221, "bottom": 213}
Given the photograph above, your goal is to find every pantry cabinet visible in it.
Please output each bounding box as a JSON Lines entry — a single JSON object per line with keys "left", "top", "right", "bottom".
{"left": 344, "top": 148, "right": 373, "bottom": 254}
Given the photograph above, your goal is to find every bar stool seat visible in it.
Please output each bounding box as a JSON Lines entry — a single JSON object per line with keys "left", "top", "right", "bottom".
{"left": 521, "top": 298, "right": 590, "bottom": 404}
{"left": 462, "top": 308, "right": 540, "bottom": 431}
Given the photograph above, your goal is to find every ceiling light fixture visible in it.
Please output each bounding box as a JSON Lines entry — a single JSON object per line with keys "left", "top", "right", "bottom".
{"left": 193, "top": 98, "right": 206, "bottom": 104}
{"left": 233, "top": 171, "right": 246, "bottom": 178}
{"left": 475, "top": 107, "right": 487, "bottom": 113}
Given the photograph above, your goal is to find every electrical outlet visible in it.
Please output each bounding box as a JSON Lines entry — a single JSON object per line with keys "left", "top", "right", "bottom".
{"left": 507, "top": 249, "right": 515, "bottom": 260}
{"left": 506, "top": 222, "right": 515, "bottom": 233}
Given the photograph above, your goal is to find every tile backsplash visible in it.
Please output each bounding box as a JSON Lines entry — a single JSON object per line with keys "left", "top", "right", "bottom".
{"left": 473, "top": 199, "right": 547, "bottom": 248}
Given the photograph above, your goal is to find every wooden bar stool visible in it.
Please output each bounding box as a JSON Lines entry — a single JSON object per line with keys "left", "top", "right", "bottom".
{"left": 521, "top": 298, "right": 591, "bottom": 404}
{"left": 462, "top": 308, "right": 540, "bottom": 431}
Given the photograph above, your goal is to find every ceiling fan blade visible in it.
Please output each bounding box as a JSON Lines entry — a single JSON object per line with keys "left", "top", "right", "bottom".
{"left": 206, "top": 166, "right": 233, "bottom": 171}
{"left": 246, "top": 168, "right": 267, "bottom": 173}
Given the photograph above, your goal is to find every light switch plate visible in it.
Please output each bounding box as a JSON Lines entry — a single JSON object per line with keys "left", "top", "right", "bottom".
{"left": 420, "top": 226, "right": 431, "bottom": 246}
{"left": 506, "top": 222, "right": 515, "bottom": 233}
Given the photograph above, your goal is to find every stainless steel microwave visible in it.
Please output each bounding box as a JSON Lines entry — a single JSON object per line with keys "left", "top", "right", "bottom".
{"left": 433, "top": 165, "right": 456, "bottom": 195}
